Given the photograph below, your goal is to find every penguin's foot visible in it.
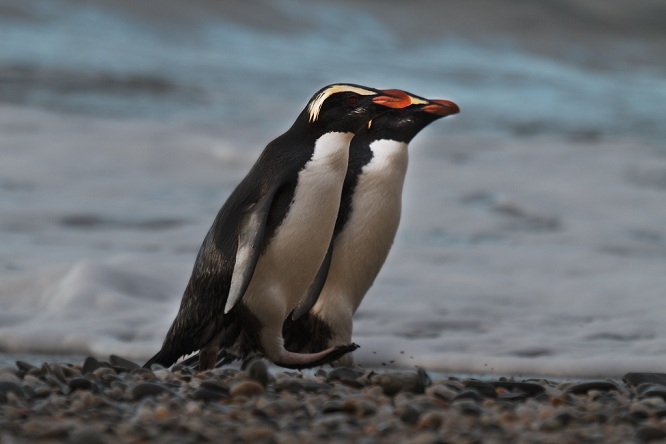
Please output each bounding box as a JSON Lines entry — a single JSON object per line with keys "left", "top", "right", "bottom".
{"left": 273, "top": 343, "right": 359, "bottom": 370}
{"left": 198, "top": 346, "right": 220, "bottom": 371}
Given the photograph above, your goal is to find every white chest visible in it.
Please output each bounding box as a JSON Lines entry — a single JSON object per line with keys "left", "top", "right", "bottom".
{"left": 314, "top": 139, "right": 409, "bottom": 316}
{"left": 244, "top": 132, "right": 353, "bottom": 319}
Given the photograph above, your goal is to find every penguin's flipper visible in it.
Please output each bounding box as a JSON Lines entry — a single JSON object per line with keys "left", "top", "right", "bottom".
{"left": 291, "top": 243, "right": 333, "bottom": 320}
{"left": 224, "top": 191, "right": 275, "bottom": 314}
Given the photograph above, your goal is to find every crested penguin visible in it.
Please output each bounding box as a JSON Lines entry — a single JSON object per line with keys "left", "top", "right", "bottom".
{"left": 144, "top": 84, "right": 412, "bottom": 370}
{"left": 282, "top": 95, "right": 460, "bottom": 367}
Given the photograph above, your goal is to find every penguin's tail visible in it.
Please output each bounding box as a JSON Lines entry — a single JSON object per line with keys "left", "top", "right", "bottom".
{"left": 142, "top": 348, "right": 177, "bottom": 370}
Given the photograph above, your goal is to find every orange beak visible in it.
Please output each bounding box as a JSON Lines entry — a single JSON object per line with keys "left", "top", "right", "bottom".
{"left": 422, "top": 99, "right": 460, "bottom": 116}
{"left": 372, "top": 89, "right": 412, "bottom": 109}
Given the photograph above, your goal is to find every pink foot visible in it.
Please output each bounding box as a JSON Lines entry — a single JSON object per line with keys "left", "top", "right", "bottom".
{"left": 273, "top": 343, "right": 359, "bottom": 370}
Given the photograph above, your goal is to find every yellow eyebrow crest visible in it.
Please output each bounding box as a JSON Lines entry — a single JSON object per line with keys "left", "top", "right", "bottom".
{"left": 308, "top": 85, "right": 376, "bottom": 123}
{"left": 407, "top": 95, "right": 429, "bottom": 105}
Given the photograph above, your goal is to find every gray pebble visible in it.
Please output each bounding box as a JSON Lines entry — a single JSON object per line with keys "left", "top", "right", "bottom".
{"left": 246, "top": 358, "right": 270, "bottom": 387}
{"left": 191, "top": 388, "right": 228, "bottom": 401}
{"left": 15, "top": 360, "right": 36, "bottom": 373}
{"left": 453, "top": 389, "right": 485, "bottom": 402}
{"left": 399, "top": 404, "right": 421, "bottom": 425}
{"left": 0, "top": 381, "right": 24, "bottom": 402}
{"left": 200, "top": 380, "right": 230, "bottom": 394}
{"left": 464, "top": 380, "right": 497, "bottom": 398}
{"left": 275, "top": 377, "right": 332, "bottom": 394}
{"left": 565, "top": 381, "right": 620, "bottom": 394}
{"left": 638, "top": 385, "right": 666, "bottom": 401}
{"left": 327, "top": 367, "right": 364, "bottom": 382}
{"left": 453, "top": 399, "right": 484, "bottom": 416}
{"left": 68, "top": 377, "right": 98, "bottom": 393}
{"left": 490, "top": 381, "right": 545, "bottom": 396}
{"left": 109, "top": 355, "right": 141, "bottom": 371}
{"left": 82, "top": 357, "right": 102, "bottom": 374}
{"left": 369, "top": 369, "right": 430, "bottom": 396}
{"left": 67, "top": 427, "right": 108, "bottom": 444}
{"left": 624, "top": 372, "right": 666, "bottom": 388}
{"left": 322, "top": 399, "right": 346, "bottom": 414}
{"left": 131, "top": 382, "right": 175, "bottom": 400}
{"left": 637, "top": 426, "right": 666, "bottom": 442}
{"left": 539, "top": 412, "right": 573, "bottom": 431}
{"left": 229, "top": 380, "right": 265, "bottom": 397}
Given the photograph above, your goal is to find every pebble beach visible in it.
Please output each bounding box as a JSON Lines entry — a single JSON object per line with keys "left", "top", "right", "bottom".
{"left": 3, "top": 356, "right": 666, "bottom": 443}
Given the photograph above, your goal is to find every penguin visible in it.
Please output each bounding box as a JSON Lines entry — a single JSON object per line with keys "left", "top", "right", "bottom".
{"left": 144, "top": 84, "right": 412, "bottom": 371}
{"left": 282, "top": 95, "right": 460, "bottom": 367}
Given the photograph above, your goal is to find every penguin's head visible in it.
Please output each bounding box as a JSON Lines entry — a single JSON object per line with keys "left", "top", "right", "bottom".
{"left": 363, "top": 93, "right": 459, "bottom": 143}
{"left": 304, "top": 84, "right": 411, "bottom": 133}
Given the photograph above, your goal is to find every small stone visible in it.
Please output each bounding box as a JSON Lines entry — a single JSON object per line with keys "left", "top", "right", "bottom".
{"left": 246, "top": 358, "right": 270, "bottom": 387}
{"left": 109, "top": 355, "right": 141, "bottom": 371}
{"left": 260, "top": 398, "right": 299, "bottom": 416}
{"left": 229, "top": 380, "right": 265, "bottom": 398}
{"left": 130, "top": 367, "right": 152, "bottom": 376}
{"left": 322, "top": 399, "right": 346, "bottom": 414}
{"left": 327, "top": 367, "right": 363, "bottom": 382}
{"left": 131, "top": 382, "right": 175, "bottom": 400}
{"left": 67, "top": 426, "right": 108, "bottom": 444}
{"left": 454, "top": 399, "right": 484, "bottom": 416}
{"left": 539, "top": 412, "right": 573, "bottom": 431}
{"left": 637, "top": 426, "right": 666, "bottom": 442}
{"left": 92, "top": 367, "right": 117, "bottom": 382}
{"left": 154, "top": 404, "right": 170, "bottom": 420}
{"left": 0, "top": 373, "right": 22, "bottom": 385}
{"left": 59, "top": 364, "right": 81, "bottom": 378}
{"left": 45, "top": 375, "right": 71, "bottom": 395}
{"left": 0, "top": 381, "right": 24, "bottom": 402}
{"left": 191, "top": 389, "right": 228, "bottom": 401}
{"left": 239, "top": 424, "right": 277, "bottom": 442}
{"left": 399, "top": 404, "right": 421, "bottom": 425}
{"left": 275, "top": 377, "right": 332, "bottom": 394}
{"left": 369, "top": 370, "right": 429, "bottom": 396}
{"left": 409, "top": 432, "right": 438, "bottom": 444}
{"left": 338, "top": 378, "right": 365, "bottom": 389}
{"left": 453, "top": 389, "right": 485, "bottom": 402}
{"left": 15, "top": 361, "right": 36, "bottom": 373}
{"left": 417, "top": 411, "right": 445, "bottom": 429}
{"left": 82, "top": 357, "right": 102, "bottom": 374}
{"left": 625, "top": 373, "right": 666, "bottom": 388}
{"left": 498, "top": 392, "right": 529, "bottom": 401}
{"left": 200, "top": 380, "right": 230, "bottom": 394}
{"left": 638, "top": 385, "right": 666, "bottom": 401}
{"left": 68, "top": 378, "right": 97, "bottom": 393}
{"left": 490, "top": 381, "right": 546, "bottom": 396}
{"left": 426, "top": 384, "right": 458, "bottom": 401}
{"left": 565, "top": 381, "right": 620, "bottom": 394}
{"left": 464, "top": 380, "right": 497, "bottom": 398}
{"left": 50, "top": 364, "right": 67, "bottom": 383}
{"left": 344, "top": 398, "right": 377, "bottom": 416}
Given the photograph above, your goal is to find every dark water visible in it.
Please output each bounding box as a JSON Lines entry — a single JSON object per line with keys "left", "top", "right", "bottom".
{"left": 1, "top": 0, "right": 665, "bottom": 144}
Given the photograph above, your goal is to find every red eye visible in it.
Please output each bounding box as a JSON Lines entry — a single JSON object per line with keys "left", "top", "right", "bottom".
{"left": 346, "top": 95, "right": 359, "bottom": 106}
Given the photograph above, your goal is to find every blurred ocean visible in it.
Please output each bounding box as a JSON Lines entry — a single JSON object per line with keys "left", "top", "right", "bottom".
{"left": 1, "top": 0, "right": 665, "bottom": 377}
